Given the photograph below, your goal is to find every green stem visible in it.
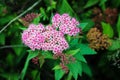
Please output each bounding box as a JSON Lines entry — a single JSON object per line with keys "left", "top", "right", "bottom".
{"left": 0, "top": 0, "right": 41, "bottom": 34}
{"left": 0, "top": 45, "right": 26, "bottom": 49}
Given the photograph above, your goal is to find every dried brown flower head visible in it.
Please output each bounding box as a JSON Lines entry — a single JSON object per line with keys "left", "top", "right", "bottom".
{"left": 93, "top": 7, "right": 102, "bottom": 15}
{"left": 92, "top": 7, "right": 118, "bottom": 32}
{"left": 53, "top": 53, "right": 75, "bottom": 73}
{"left": 21, "top": 13, "right": 39, "bottom": 26}
{"left": 32, "top": 56, "right": 39, "bottom": 65}
{"left": 87, "top": 28, "right": 111, "bottom": 50}
{"left": 104, "top": 8, "right": 118, "bottom": 25}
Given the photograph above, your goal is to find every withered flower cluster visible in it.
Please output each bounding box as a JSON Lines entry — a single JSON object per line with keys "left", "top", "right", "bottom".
{"left": 92, "top": 7, "right": 118, "bottom": 31}
{"left": 87, "top": 28, "right": 111, "bottom": 50}
{"left": 104, "top": 8, "right": 118, "bottom": 25}
{"left": 21, "top": 13, "right": 39, "bottom": 26}
{"left": 32, "top": 56, "right": 39, "bottom": 65}
{"left": 54, "top": 53, "right": 75, "bottom": 73}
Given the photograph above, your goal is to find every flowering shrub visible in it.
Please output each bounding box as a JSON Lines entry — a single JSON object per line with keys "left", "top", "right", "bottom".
{"left": 1, "top": 0, "right": 120, "bottom": 80}
{"left": 22, "top": 13, "right": 80, "bottom": 54}
{"left": 20, "top": 13, "right": 96, "bottom": 80}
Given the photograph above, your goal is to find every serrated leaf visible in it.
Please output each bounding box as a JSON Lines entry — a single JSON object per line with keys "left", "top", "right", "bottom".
{"left": 117, "top": 14, "right": 120, "bottom": 38}
{"left": 55, "top": 69, "right": 65, "bottom": 80}
{"left": 53, "top": 65, "right": 61, "bottom": 70}
{"left": 42, "top": 51, "right": 53, "bottom": 59}
{"left": 40, "top": 7, "right": 48, "bottom": 20}
{"left": 19, "top": 26, "right": 27, "bottom": 30}
{"left": 70, "top": 38, "right": 79, "bottom": 47}
{"left": 66, "top": 48, "right": 80, "bottom": 55}
{"left": 66, "top": 35, "right": 71, "bottom": 42}
{"left": 101, "top": 22, "right": 114, "bottom": 38}
{"left": 81, "top": 19, "right": 95, "bottom": 32}
{"left": 99, "top": 0, "right": 107, "bottom": 6}
{"left": 108, "top": 40, "right": 120, "bottom": 51}
{"left": 67, "top": 61, "right": 82, "bottom": 80}
{"left": 20, "top": 50, "right": 39, "bottom": 80}
{"left": 74, "top": 53, "right": 87, "bottom": 63}
{"left": 32, "top": 15, "right": 41, "bottom": 24}
{"left": 0, "top": 33, "right": 5, "bottom": 45}
{"left": 84, "top": 0, "right": 99, "bottom": 9}
{"left": 58, "top": 0, "right": 77, "bottom": 18}
{"left": 78, "top": 23, "right": 88, "bottom": 30}
{"left": 82, "top": 62, "right": 92, "bottom": 77}
{"left": 39, "top": 55, "right": 45, "bottom": 68}
{"left": 99, "top": 0, "right": 107, "bottom": 10}
{"left": 78, "top": 44, "right": 96, "bottom": 55}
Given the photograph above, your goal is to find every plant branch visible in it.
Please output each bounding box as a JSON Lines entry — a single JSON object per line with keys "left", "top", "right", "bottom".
{"left": 0, "top": 45, "right": 26, "bottom": 49}
{"left": 0, "top": 0, "right": 41, "bottom": 34}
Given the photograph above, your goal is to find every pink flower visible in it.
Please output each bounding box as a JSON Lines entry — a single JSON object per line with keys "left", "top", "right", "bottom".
{"left": 52, "top": 13, "right": 80, "bottom": 36}
{"left": 45, "top": 25, "right": 55, "bottom": 31}
{"left": 22, "top": 13, "right": 80, "bottom": 54}
{"left": 22, "top": 24, "right": 45, "bottom": 50}
{"left": 42, "top": 30, "right": 69, "bottom": 54}
{"left": 52, "top": 13, "right": 61, "bottom": 28}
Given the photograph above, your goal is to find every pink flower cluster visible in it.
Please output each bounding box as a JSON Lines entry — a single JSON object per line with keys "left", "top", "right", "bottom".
{"left": 22, "top": 13, "right": 80, "bottom": 54}
{"left": 22, "top": 24, "right": 68, "bottom": 54}
{"left": 52, "top": 13, "right": 80, "bottom": 36}
{"left": 22, "top": 24, "right": 45, "bottom": 50}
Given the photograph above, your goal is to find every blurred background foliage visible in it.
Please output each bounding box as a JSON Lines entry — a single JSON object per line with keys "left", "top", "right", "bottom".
{"left": 0, "top": 0, "right": 120, "bottom": 80}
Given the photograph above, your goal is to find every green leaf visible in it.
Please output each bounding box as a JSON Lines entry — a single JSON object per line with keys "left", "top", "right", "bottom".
{"left": 108, "top": 40, "right": 120, "bottom": 51}
{"left": 70, "top": 38, "right": 79, "bottom": 47}
{"left": 6, "top": 53, "right": 14, "bottom": 66}
{"left": 81, "top": 19, "right": 95, "bottom": 32}
{"left": 20, "top": 50, "right": 39, "bottom": 80}
{"left": 0, "top": 15, "right": 15, "bottom": 25}
{"left": 66, "top": 48, "right": 80, "bottom": 55}
{"left": 42, "top": 51, "right": 53, "bottom": 59}
{"left": 11, "top": 37, "right": 24, "bottom": 56}
{"left": 117, "top": 14, "right": 120, "bottom": 38}
{"left": 40, "top": 7, "right": 48, "bottom": 20}
{"left": 74, "top": 53, "right": 87, "bottom": 63}
{"left": 55, "top": 69, "right": 65, "bottom": 80}
{"left": 0, "top": 33, "right": 5, "bottom": 45}
{"left": 101, "top": 22, "right": 114, "bottom": 38}
{"left": 67, "top": 61, "right": 82, "bottom": 80}
{"left": 78, "top": 23, "right": 88, "bottom": 30}
{"left": 33, "top": 15, "right": 41, "bottom": 24}
{"left": 99, "top": 0, "right": 107, "bottom": 6}
{"left": 82, "top": 62, "right": 92, "bottom": 77}
{"left": 66, "top": 35, "right": 71, "bottom": 42}
{"left": 39, "top": 54, "right": 45, "bottom": 68}
{"left": 99, "top": 0, "right": 107, "bottom": 10}
{"left": 78, "top": 44, "right": 96, "bottom": 55}
{"left": 19, "top": 25, "right": 27, "bottom": 30}
{"left": 0, "top": 73, "right": 19, "bottom": 80}
{"left": 31, "top": 70, "right": 40, "bottom": 80}
{"left": 58, "top": 0, "right": 77, "bottom": 18}
{"left": 84, "top": 0, "right": 99, "bottom": 9}
{"left": 53, "top": 65, "right": 61, "bottom": 70}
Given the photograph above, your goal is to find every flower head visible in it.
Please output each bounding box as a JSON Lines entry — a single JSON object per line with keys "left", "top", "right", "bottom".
{"left": 42, "top": 30, "right": 69, "bottom": 54}
{"left": 52, "top": 13, "right": 80, "bottom": 36}
{"left": 22, "top": 24, "right": 45, "bottom": 50}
